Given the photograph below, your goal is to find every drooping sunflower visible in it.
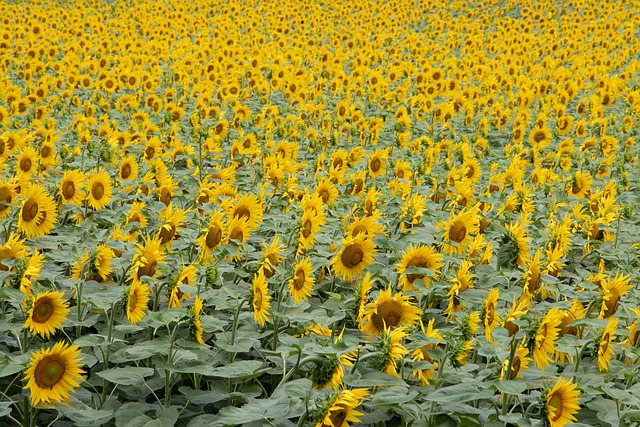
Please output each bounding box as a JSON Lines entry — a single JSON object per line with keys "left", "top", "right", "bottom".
{"left": 18, "top": 184, "right": 57, "bottom": 238}
{"left": 596, "top": 317, "right": 618, "bottom": 372}
{"left": 259, "top": 235, "right": 284, "bottom": 279}
{"left": 530, "top": 307, "right": 562, "bottom": 369}
{"left": 361, "top": 288, "right": 422, "bottom": 335}
{"left": 251, "top": 271, "right": 271, "bottom": 327}
{"left": 599, "top": 272, "right": 632, "bottom": 318}
{"left": 119, "top": 155, "right": 139, "bottom": 181}
{"left": 411, "top": 318, "right": 443, "bottom": 385}
{"left": 197, "top": 211, "right": 226, "bottom": 260}
{"left": 189, "top": 295, "right": 205, "bottom": 344}
{"left": 354, "top": 272, "right": 374, "bottom": 326}
{"left": 130, "top": 235, "right": 165, "bottom": 283}
{"left": 168, "top": 264, "right": 197, "bottom": 308}
{"left": 439, "top": 207, "right": 479, "bottom": 255}
{"left": 24, "top": 291, "right": 70, "bottom": 338}
{"left": 86, "top": 172, "right": 113, "bottom": 210}
{"left": 498, "top": 222, "right": 531, "bottom": 268}
{"left": 499, "top": 345, "right": 531, "bottom": 380}
{"left": 315, "top": 388, "right": 369, "bottom": 427}
{"left": 289, "top": 257, "right": 315, "bottom": 303}
{"left": 58, "top": 169, "right": 85, "bottom": 206}
{"left": 24, "top": 341, "right": 85, "bottom": 406}
{"left": 156, "top": 203, "right": 189, "bottom": 248}
{"left": 311, "top": 355, "right": 344, "bottom": 390}
{"left": 543, "top": 377, "right": 580, "bottom": 427}
{"left": 482, "top": 288, "right": 500, "bottom": 343}
{"left": 126, "top": 280, "right": 151, "bottom": 324}
{"left": 0, "top": 179, "right": 16, "bottom": 220}
{"left": 331, "top": 234, "right": 376, "bottom": 282}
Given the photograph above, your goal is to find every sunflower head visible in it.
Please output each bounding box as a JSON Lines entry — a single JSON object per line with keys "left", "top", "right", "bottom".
{"left": 542, "top": 377, "right": 580, "bottom": 427}
{"left": 24, "top": 291, "right": 70, "bottom": 338}
{"left": 311, "top": 355, "right": 344, "bottom": 390}
{"left": 331, "top": 234, "right": 376, "bottom": 282}
{"left": 361, "top": 288, "right": 422, "bottom": 335}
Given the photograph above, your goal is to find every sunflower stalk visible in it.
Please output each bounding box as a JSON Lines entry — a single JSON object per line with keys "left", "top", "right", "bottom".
{"left": 164, "top": 322, "right": 180, "bottom": 408}
{"left": 100, "top": 301, "right": 117, "bottom": 406}
{"left": 572, "top": 339, "right": 595, "bottom": 377}
{"left": 501, "top": 337, "right": 519, "bottom": 415}
{"left": 230, "top": 297, "right": 247, "bottom": 347}
{"left": 271, "top": 277, "right": 289, "bottom": 351}
{"left": 274, "top": 354, "right": 324, "bottom": 393}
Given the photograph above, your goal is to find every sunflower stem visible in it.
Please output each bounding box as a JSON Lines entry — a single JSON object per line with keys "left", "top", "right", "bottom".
{"left": 100, "top": 302, "right": 117, "bottom": 406}
{"left": 230, "top": 298, "right": 247, "bottom": 347}
{"left": 572, "top": 339, "right": 594, "bottom": 379}
{"left": 164, "top": 322, "right": 180, "bottom": 408}
{"left": 501, "top": 337, "right": 519, "bottom": 416}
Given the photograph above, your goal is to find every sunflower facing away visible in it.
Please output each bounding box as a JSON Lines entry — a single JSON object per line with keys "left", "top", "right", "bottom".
{"left": 331, "top": 234, "right": 376, "bottom": 282}
{"left": 396, "top": 244, "right": 443, "bottom": 290}
{"left": 530, "top": 307, "right": 562, "bottom": 369}
{"left": 361, "top": 288, "right": 423, "bottom": 335}
{"left": 126, "top": 280, "right": 151, "bottom": 324}
{"left": 18, "top": 184, "right": 58, "bottom": 238}
{"left": 189, "top": 295, "right": 205, "bottom": 345}
{"left": 23, "top": 291, "right": 70, "bottom": 338}
{"left": 543, "top": 377, "right": 580, "bottom": 427}
{"left": 315, "top": 388, "right": 369, "bottom": 427}
{"left": 289, "top": 257, "right": 315, "bottom": 303}
{"left": 252, "top": 271, "right": 271, "bottom": 327}
{"left": 24, "top": 341, "right": 85, "bottom": 406}
{"left": 370, "top": 327, "right": 409, "bottom": 376}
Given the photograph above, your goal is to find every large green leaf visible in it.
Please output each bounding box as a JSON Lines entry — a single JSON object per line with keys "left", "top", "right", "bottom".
{"left": 96, "top": 367, "right": 155, "bottom": 385}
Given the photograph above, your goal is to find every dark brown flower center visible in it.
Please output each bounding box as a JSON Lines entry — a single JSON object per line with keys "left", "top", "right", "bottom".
{"left": 32, "top": 297, "right": 54, "bottom": 323}
{"left": 121, "top": 163, "right": 132, "bottom": 179}
{"left": 34, "top": 356, "right": 66, "bottom": 389}
{"left": 22, "top": 199, "right": 39, "bottom": 222}
{"left": 293, "top": 269, "right": 306, "bottom": 290}
{"left": 62, "top": 181, "right": 75, "bottom": 200}
{"left": 449, "top": 220, "right": 467, "bottom": 243}
{"left": 206, "top": 225, "right": 222, "bottom": 249}
{"left": 371, "top": 300, "right": 403, "bottom": 331}
{"left": 137, "top": 260, "right": 157, "bottom": 279}
{"left": 92, "top": 182, "right": 105, "bottom": 200}
{"left": 370, "top": 157, "right": 382, "bottom": 173}
{"left": 341, "top": 243, "right": 363, "bottom": 268}
{"left": 20, "top": 157, "right": 32, "bottom": 172}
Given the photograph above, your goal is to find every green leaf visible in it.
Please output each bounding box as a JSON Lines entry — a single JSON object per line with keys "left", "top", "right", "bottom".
{"left": 57, "top": 399, "right": 114, "bottom": 426}
{"left": 372, "top": 386, "right": 419, "bottom": 406}
{"left": 0, "top": 402, "right": 12, "bottom": 418}
{"left": 424, "top": 383, "right": 495, "bottom": 403}
{"left": 97, "top": 367, "right": 155, "bottom": 385}
{"left": 492, "top": 380, "right": 527, "bottom": 395}
{"left": 116, "top": 402, "right": 151, "bottom": 427}
{"left": 212, "top": 399, "right": 293, "bottom": 426}
{"left": 343, "top": 371, "right": 408, "bottom": 387}
{"left": 208, "top": 360, "right": 267, "bottom": 379}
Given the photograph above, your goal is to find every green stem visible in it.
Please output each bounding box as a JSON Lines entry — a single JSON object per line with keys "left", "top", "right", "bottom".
{"left": 349, "top": 351, "right": 382, "bottom": 374}
{"left": 230, "top": 298, "right": 247, "bottom": 347}
{"left": 100, "top": 302, "right": 117, "bottom": 407}
{"left": 501, "top": 338, "right": 519, "bottom": 415}
{"left": 165, "top": 323, "right": 180, "bottom": 408}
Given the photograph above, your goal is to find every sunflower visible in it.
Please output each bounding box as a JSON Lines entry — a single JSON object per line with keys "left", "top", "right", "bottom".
{"left": 354, "top": 272, "right": 373, "bottom": 326}
{"left": 452, "top": 259, "right": 474, "bottom": 292}
{"left": 530, "top": 307, "right": 562, "bottom": 369}
{"left": 289, "top": 257, "right": 315, "bottom": 303}
{"left": 311, "top": 355, "right": 344, "bottom": 390}
{"left": 130, "top": 235, "right": 165, "bottom": 283}
{"left": 461, "top": 157, "right": 482, "bottom": 183}
{"left": 529, "top": 126, "right": 552, "bottom": 148}
{"left": 259, "top": 236, "right": 284, "bottom": 279}
{"left": 16, "top": 146, "right": 38, "bottom": 177}
{"left": 500, "top": 222, "right": 530, "bottom": 267}
{"left": 596, "top": 317, "right": 618, "bottom": 372}
{"left": 370, "top": 327, "right": 409, "bottom": 376}
{"left": 315, "top": 388, "right": 368, "bottom": 427}
{"left": 58, "top": 169, "right": 85, "bottom": 205}
{"left": 189, "top": 295, "right": 205, "bottom": 344}
{"left": 361, "top": 288, "right": 422, "bottom": 335}
{"left": 71, "top": 244, "right": 114, "bottom": 282}
{"left": 368, "top": 148, "right": 389, "bottom": 178}
{"left": 18, "top": 184, "right": 57, "bottom": 238}
{"left": 11, "top": 250, "right": 45, "bottom": 297}
{"left": 331, "top": 234, "right": 376, "bottom": 282}
{"left": 315, "top": 178, "right": 339, "bottom": 205}
{"left": 156, "top": 203, "right": 189, "bottom": 248}
{"left": 119, "top": 155, "right": 139, "bottom": 181}
{"left": 411, "top": 319, "right": 443, "bottom": 385}
{"left": 482, "top": 288, "right": 500, "bottom": 343}
{"left": 450, "top": 340, "right": 474, "bottom": 368}
{"left": 197, "top": 211, "right": 226, "bottom": 260}
{"left": 229, "top": 193, "right": 263, "bottom": 231}
{"left": 543, "top": 377, "right": 580, "bottom": 427}
{"left": 251, "top": 270, "right": 271, "bottom": 327}
{"left": 599, "top": 272, "right": 632, "bottom": 318}
{"left": 439, "top": 207, "right": 479, "bottom": 255}
{"left": 24, "top": 341, "right": 84, "bottom": 406}
{"left": 0, "top": 179, "right": 16, "bottom": 219}
{"left": 297, "top": 208, "right": 325, "bottom": 254}
{"left": 226, "top": 215, "right": 252, "bottom": 245}
{"left": 126, "top": 280, "right": 151, "bottom": 324}
{"left": 168, "top": 264, "right": 197, "bottom": 308}
{"left": 86, "top": 172, "right": 112, "bottom": 210}
{"left": 24, "top": 291, "right": 70, "bottom": 338}
{"left": 499, "top": 346, "right": 531, "bottom": 380}
{"left": 567, "top": 171, "right": 592, "bottom": 199}
{"left": 0, "top": 232, "right": 28, "bottom": 273}
{"left": 523, "top": 249, "right": 542, "bottom": 297}
{"left": 123, "top": 201, "right": 148, "bottom": 242}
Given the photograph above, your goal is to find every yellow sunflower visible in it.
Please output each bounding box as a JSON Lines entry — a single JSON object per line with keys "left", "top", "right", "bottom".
{"left": 0, "top": 179, "right": 17, "bottom": 219}
{"left": 72, "top": 243, "right": 114, "bottom": 282}
{"left": 229, "top": 193, "right": 263, "bottom": 231}
{"left": 197, "top": 211, "right": 226, "bottom": 260}
{"left": 168, "top": 264, "right": 197, "bottom": 308}
{"left": 355, "top": 272, "right": 374, "bottom": 326}
{"left": 531, "top": 307, "right": 562, "bottom": 369}
{"left": 126, "top": 280, "right": 151, "bottom": 324}
{"left": 368, "top": 148, "right": 389, "bottom": 178}
{"left": 130, "top": 235, "right": 165, "bottom": 283}
{"left": 297, "top": 208, "right": 325, "bottom": 254}
{"left": 156, "top": 203, "right": 189, "bottom": 248}
{"left": 597, "top": 317, "right": 618, "bottom": 372}
{"left": 15, "top": 146, "right": 38, "bottom": 177}
{"left": 411, "top": 318, "right": 443, "bottom": 385}
{"left": 251, "top": 270, "right": 271, "bottom": 327}
{"left": 361, "top": 288, "right": 422, "bottom": 335}
{"left": 599, "top": 272, "right": 632, "bottom": 318}
{"left": 370, "top": 327, "right": 409, "bottom": 376}
{"left": 23, "top": 291, "right": 70, "bottom": 338}
{"left": 58, "top": 169, "right": 85, "bottom": 205}
{"left": 289, "top": 257, "right": 315, "bottom": 303}
{"left": 24, "top": 341, "right": 85, "bottom": 406}
{"left": 189, "top": 295, "right": 205, "bottom": 344}
{"left": 529, "top": 126, "right": 552, "bottom": 148}
{"left": 567, "top": 171, "right": 592, "bottom": 199}
{"left": 18, "top": 184, "right": 57, "bottom": 238}
{"left": 119, "top": 155, "right": 139, "bottom": 181}
{"left": 226, "top": 216, "right": 251, "bottom": 244}
{"left": 501, "top": 222, "right": 530, "bottom": 267}
{"left": 315, "top": 388, "right": 369, "bottom": 427}
{"left": 345, "top": 213, "right": 385, "bottom": 240}
{"left": 396, "top": 244, "right": 444, "bottom": 291}
{"left": 499, "top": 346, "right": 531, "bottom": 380}
{"left": 543, "top": 377, "right": 580, "bottom": 427}
{"left": 0, "top": 232, "right": 28, "bottom": 273}
{"left": 439, "top": 207, "right": 479, "bottom": 255}
{"left": 311, "top": 355, "right": 344, "bottom": 390}
{"left": 259, "top": 235, "right": 284, "bottom": 279}
{"left": 482, "top": 288, "right": 500, "bottom": 343}
{"left": 86, "top": 172, "right": 113, "bottom": 210}
{"left": 12, "top": 250, "right": 45, "bottom": 297}
{"left": 331, "top": 234, "right": 376, "bottom": 282}
{"left": 315, "top": 178, "right": 339, "bottom": 205}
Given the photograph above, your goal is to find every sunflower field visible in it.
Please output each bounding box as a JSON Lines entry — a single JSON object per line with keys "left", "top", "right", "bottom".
{"left": 1, "top": 0, "right": 640, "bottom": 426}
